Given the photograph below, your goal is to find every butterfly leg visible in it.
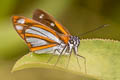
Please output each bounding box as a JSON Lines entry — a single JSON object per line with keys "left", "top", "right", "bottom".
{"left": 75, "top": 54, "right": 81, "bottom": 71}
{"left": 66, "top": 51, "right": 72, "bottom": 69}
{"left": 76, "top": 53, "right": 87, "bottom": 73}
{"left": 54, "top": 45, "right": 67, "bottom": 67}
{"left": 73, "top": 48, "right": 87, "bottom": 73}
{"left": 47, "top": 49, "right": 60, "bottom": 63}
{"left": 73, "top": 48, "right": 81, "bottom": 71}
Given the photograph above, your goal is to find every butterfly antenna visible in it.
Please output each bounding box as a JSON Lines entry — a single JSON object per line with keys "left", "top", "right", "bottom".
{"left": 79, "top": 24, "right": 109, "bottom": 37}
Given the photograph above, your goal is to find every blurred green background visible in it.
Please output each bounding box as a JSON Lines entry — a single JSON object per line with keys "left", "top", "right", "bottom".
{"left": 0, "top": 0, "right": 120, "bottom": 80}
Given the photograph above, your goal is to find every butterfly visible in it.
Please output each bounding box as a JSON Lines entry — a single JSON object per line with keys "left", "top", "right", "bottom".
{"left": 12, "top": 9, "right": 107, "bottom": 73}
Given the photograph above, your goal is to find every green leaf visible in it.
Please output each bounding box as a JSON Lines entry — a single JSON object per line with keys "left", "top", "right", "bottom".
{"left": 12, "top": 39, "right": 120, "bottom": 80}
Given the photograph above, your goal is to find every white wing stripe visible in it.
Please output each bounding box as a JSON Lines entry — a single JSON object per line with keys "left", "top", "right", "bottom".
{"left": 31, "top": 26, "right": 61, "bottom": 43}
{"left": 25, "top": 28, "right": 47, "bottom": 38}
{"left": 26, "top": 37, "right": 48, "bottom": 47}
{"left": 16, "top": 25, "right": 23, "bottom": 30}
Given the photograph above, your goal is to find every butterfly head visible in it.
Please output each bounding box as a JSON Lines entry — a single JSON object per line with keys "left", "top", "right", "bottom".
{"left": 68, "top": 36, "right": 80, "bottom": 47}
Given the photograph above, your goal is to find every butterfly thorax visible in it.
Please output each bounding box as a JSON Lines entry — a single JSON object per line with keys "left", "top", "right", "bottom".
{"left": 67, "top": 36, "right": 80, "bottom": 53}
{"left": 55, "top": 36, "right": 80, "bottom": 55}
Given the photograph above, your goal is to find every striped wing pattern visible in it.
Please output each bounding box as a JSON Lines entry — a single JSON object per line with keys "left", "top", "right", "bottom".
{"left": 12, "top": 16, "right": 61, "bottom": 53}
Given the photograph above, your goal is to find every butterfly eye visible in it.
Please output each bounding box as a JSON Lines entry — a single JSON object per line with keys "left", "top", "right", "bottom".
{"left": 70, "top": 40, "right": 74, "bottom": 44}
{"left": 17, "top": 19, "right": 25, "bottom": 24}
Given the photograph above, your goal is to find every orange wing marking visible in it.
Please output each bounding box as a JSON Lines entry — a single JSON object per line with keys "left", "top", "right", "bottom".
{"left": 31, "top": 44, "right": 57, "bottom": 51}
{"left": 55, "top": 21, "right": 70, "bottom": 35}
{"left": 59, "top": 34, "right": 70, "bottom": 44}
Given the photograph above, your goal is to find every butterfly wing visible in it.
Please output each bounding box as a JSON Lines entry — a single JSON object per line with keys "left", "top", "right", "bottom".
{"left": 12, "top": 16, "right": 62, "bottom": 53}
{"left": 32, "top": 9, "right": 70, "bottom": 35}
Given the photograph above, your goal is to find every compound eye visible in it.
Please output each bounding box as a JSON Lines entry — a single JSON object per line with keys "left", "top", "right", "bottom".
{"left": 70, "top": 40, "right": 74, "bottom": 44}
